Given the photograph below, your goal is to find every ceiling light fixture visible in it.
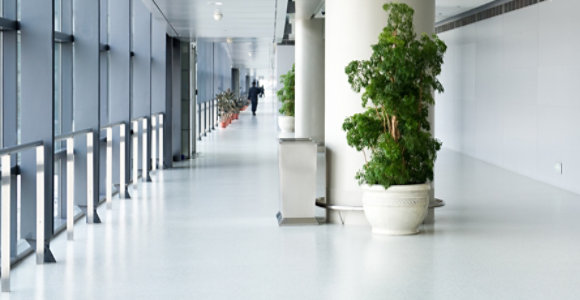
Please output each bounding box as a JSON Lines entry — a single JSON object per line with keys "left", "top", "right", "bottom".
{"left": 213, "top": 9, "right": 223, "bottom": 21}
{"left": 226, "top": 37, "right": 233, "bottom": 44}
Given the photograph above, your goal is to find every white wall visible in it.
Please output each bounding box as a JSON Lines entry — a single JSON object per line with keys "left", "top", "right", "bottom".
{"left": 436, "top": 0, "right": 580, "bottom": 194}
{"left": 275, "top": 45, "right": 295, "bottom": 90}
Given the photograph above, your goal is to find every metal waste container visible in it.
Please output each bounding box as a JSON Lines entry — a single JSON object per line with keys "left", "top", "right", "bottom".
{"left": 277, "top": 138, "right": 321, "bottom": 225}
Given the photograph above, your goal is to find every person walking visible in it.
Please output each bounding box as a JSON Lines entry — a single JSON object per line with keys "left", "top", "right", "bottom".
{"left": 247, "top": 80, "right": 263, "bottom": 116}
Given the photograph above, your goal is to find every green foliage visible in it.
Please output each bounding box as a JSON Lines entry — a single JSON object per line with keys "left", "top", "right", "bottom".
{"left": 343, "top": 3, "right": 447, "bottom": 189}
{"left": 277, "top": 64, "right": 295, "bottom": 116}
{"left": 216, "top": 89, "right": 239, "bottom": 119}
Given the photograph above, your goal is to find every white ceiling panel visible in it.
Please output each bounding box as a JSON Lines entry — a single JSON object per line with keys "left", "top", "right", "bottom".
{"left": 145, "top": 0, "right": 284, "bottom": 71}
{"left": 436, "top": 0, "right": 495, "bottom": 22}
{"left": 150, "top": 0, "right": 279, "bottom": 39}
{"left": 144, "top": 0, "right": 497, "bottom": 70}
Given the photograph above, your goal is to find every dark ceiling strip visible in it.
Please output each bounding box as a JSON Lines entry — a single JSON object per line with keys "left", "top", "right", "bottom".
{"left": 54, "top": 31, "right": 74, "bottom": 43}
{"left": 100, "top": 43, "right": 111, "bottom": 52}
{"left": 150, "top": 0, "right": 179, "bottom": 37}
{"left": 435, "top": 0, "right": 546, "bottom": 33}
{"left": 0, "top": 17, "right": 19, "bottom": 31}
{"left": 287, "top": 1, "right": 295, "bottom": 14}
{"left": 279, "top": 0, "right": 295, "bottom": 45}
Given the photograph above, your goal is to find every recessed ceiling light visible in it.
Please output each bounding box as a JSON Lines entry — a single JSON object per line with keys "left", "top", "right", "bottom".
{"left": 248, "top": 52, "right": 253, "bottom": 57}
{"left": 213, "top": 9, "right": 223, "bottom": 21}
{"left": 207, "top": 1, "right": 223, "bottom": 5}
{"left": 226, "top": 37, "right": 233, "bottom": 44}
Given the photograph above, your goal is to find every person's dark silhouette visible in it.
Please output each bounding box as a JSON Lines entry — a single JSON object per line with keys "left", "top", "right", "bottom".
{"left": 247, "top": 81, "right": 263, "bottom": 116}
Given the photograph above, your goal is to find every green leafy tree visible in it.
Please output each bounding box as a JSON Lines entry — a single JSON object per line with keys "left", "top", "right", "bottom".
{"left": 343, "top": 3, "right": 447, "bottom": 189}
{"left": 277, "top": 64, "right": 295, "bottom": 116}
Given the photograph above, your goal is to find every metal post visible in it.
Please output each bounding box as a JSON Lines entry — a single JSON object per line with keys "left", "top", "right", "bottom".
{"left": 141, "top": 119, "right": 150, "bottom": 182}
{"left": 198, "top": 103, "right": 202, "bottom": 141}
{"left": 211, "top": 100, "right": 215, "bottom": 130}
{"left": 207, "top": 102, "right": 210, "bottom": 133}
{"left": 120, "top": 123, "right": 127, "bottom": 198}
{"left": 106, "top": 128, "right": 113, "bottom": 209}
{"left": 203, "top": 102, "right": 207, "bottom": 137}
{"left": 151, "top": 115, "right": 157, "bottom": 171}
{"left": 86, "top": 132, "right": 94, "bottom": 224}
{"left": 132, "top": 121, "right": 138, "bottom": 184}
{"left": 159, "top": 115, "right": 164, "bottom": 169}
{"left": 66, "top": 138, "right": 74, "bottom": 240}
{"left": 209, "top": 101, "right": 213, "bottom": 131}
{"left": 1, "top": 154, "right": 12, "bottom": 292}
{"left": 35, "top": 145, "right": 45, "bottom": 264}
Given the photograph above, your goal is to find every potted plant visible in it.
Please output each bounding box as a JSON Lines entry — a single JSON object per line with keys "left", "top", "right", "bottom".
{"left": 217, "top": 89, "right": 237, "bottom": 128}
{"left": 277, "top": 64, "right": 295, "bottom": 133}
{"left": 342, "top": 3, "right": 446, "bottom": 235}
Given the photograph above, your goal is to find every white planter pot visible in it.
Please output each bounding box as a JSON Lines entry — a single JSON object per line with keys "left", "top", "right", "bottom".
{"left": 362, "top": 183, "right": 430, "bottom": 235}
{"left": 278, "top": 116, "right": 295, "bottom": 133}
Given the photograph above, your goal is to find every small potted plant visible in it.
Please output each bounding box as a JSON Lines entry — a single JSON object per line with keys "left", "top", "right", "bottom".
{"left": 217, "top": 89, "right": 236, "bottom": 128}
{"left": 342, "top": 3, "right": 446, "bottom": 235}
{"left": 277, "top": 64, "right": 295, "bottom": 133}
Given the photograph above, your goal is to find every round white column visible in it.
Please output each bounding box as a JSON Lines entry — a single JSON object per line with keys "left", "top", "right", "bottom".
{"left": 295, "top": 2, "right": 325, "bottom": 143}
{"left": 325, "top": 0, "right": 435, "bottom": 224}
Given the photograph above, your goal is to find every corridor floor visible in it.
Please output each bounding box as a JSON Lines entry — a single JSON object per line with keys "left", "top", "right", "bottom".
{"left": 4, "top": 103, "right": 580, "bottom": 300}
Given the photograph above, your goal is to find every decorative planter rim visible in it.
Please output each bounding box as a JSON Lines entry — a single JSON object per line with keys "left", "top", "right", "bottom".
{"left": 361, "top": 182, "right": 430, "bottom": 192}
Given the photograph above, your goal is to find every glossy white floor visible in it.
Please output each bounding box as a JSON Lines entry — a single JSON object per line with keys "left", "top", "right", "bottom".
{"left": 4, "top": 102, "right": 580, "bottom": 299}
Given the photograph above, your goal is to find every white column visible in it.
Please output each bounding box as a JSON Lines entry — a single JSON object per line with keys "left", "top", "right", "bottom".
{"left": 325, "top": 0, "right": 435, "bottom": 224}
{"left": 35, "top": 146, "right": 45, "bottom": 263}
{"left": 106, "top": 128, "right": 113, "bottom": 209}
{"left": 1, "top": 154, "right": 12, "bottom": 292}
{"left": 119, "top": 123, "right": 128, "bottom": 198}
{"left": 151, "top": 116, "right": 157, "bottom": 171}
{"left": 141, "top": 119, "right": 149, "bottom": 182}
{"left": 86, "top": 132, "right": 94, "bottom": 224}
{"left": 159, "top": 115, "right": 164, "bottom": 169}
{"left": 294, "top": 1, "right": 325, "bottom": 143}
{"left": 66, "top": 138, "right": 74, "bottom": 240}
{"left": 132, "top": 121, "right": 139, "bottom": 185}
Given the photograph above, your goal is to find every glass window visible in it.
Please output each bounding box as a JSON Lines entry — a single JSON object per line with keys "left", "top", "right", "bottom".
{"left": 1, "top": 33, "right": 3, "bottom": 149}
{"left": 54, "top": 43, "right": 62, "bottom": 137}
{"left": 101, "top": 0, "right": 110, "bottom": 124}
{"left": 54, "top": 43, "right": 61, "bottom": 220}
{"left": 16, "top": 31, "right": 20, "bottom": 144}
{"left": 54, "top": 0, "right": 62, "bottom": 31}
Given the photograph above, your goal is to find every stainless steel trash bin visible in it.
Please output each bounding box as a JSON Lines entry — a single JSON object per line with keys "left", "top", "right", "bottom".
{"left": 277, "top": 138, "right": 320, "bottom": 225}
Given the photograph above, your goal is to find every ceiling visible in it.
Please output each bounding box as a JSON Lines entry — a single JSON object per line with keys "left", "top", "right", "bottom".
{"left": 143, "top": 0, "right": 290, "bottom": 71}
{"left": 436, "top": 0, "right": 496, "bottom": 22}
{"left": 144, "top": 0, "right": 495, "bottom": 71}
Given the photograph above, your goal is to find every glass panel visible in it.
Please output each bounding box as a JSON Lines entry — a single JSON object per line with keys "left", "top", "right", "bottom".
{"left": 101, "top": 0, "right": 109, "bottom": 124}
{"left": 54, "top": 43, "right": 62, "bottom": 137}
{"left": 53, "top": 44, "right": 62, "bottom": 224}
{"left": 16, "top": 31, "right": 20, "bottom": 145}
{"left": 54, "top": 162, "right": 59, "bottom": 218}
{"left": 54, "top": 0, "right": 62, "bottom": 31}
{"left": 101, "top": 52, "right": 109, "bottom": 124}
{"left": 1, "top": 32, "right": 3, "bottom": 148}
